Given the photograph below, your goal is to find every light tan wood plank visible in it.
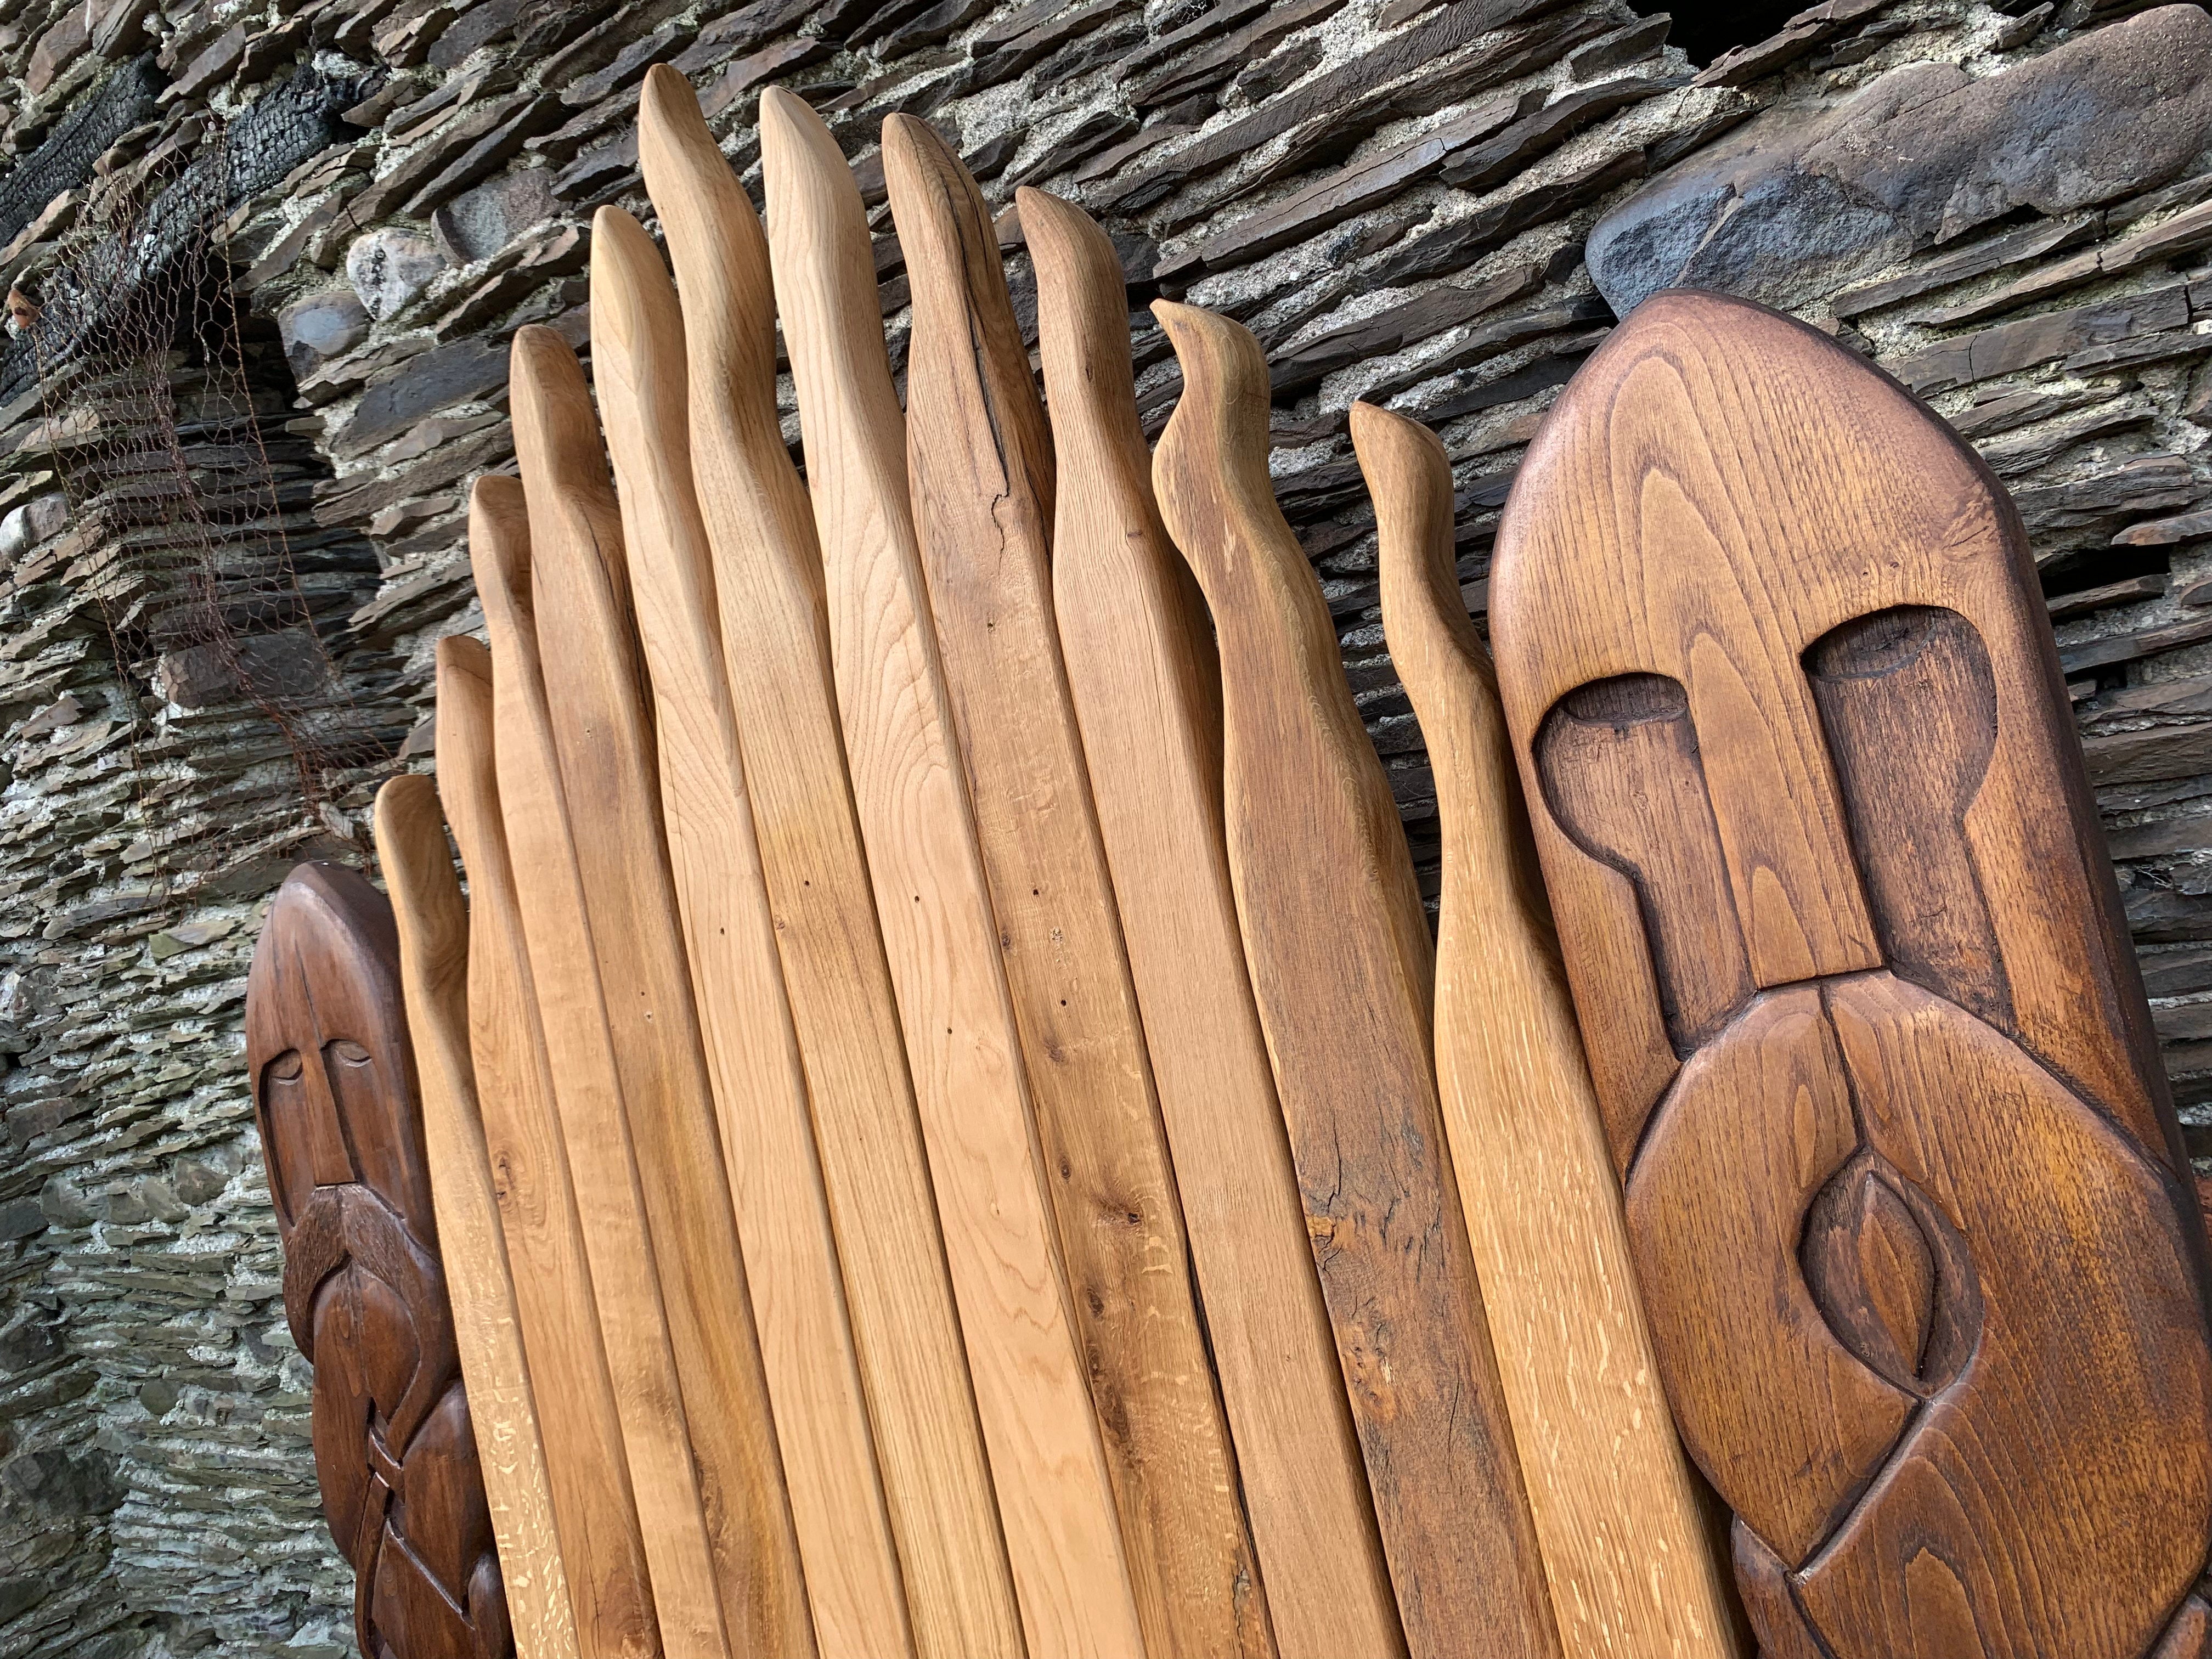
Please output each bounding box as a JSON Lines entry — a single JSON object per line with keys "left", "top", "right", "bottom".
{"left": 1360, "top": 400, "right": 1743, "bottom": 1659}
{"left": 433, "top": 634, "right": 662, "bottom": 1659}
{"left": 752, "top": 85, "right": 1029, "bottom": 1659}
{"left": 505, "top": 325, "right": 813, "bottom": 1659}
{"left": 1022, "top": 185, "right": 1404, "bottom": 1659}
{"left": 374, "top": 773, "right": 579, "bottom": 1659}
{"left": 885, "top": 117, "right": 1269, "bottom": 1659}
{"left": 1150, "top": 300, "right": 1560, "bottom": 1659}
{"left": 642, "top": 71, "right": 1147, "bottom": 1659}
{"left": 470, "top": 473, "right": 761, "bottom": 1659}
{"left": 588, "top": 198, "right": 915, "bottom": 1659}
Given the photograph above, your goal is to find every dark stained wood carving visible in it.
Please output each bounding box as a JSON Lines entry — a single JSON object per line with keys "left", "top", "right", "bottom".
{"left": 246, "top": 862, "right": 513, "bottom": 1659}
{"left": 1491, "top": 289, "right": 2212, "bottom": 1659}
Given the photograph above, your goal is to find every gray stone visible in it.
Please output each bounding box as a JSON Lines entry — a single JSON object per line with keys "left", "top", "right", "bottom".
{"left": 432, "top": 167, "right": 556, "bottom": 264}
{"left": 275, "top": 289, "right": 369, "bottom": 380}
{"left": 336, "top": 334, "right": 511, "bottom": 458}
{"left": 1589, "top": 5, "right": 2212, "bottom": 315}
{"left": 0, "top": 492, "right": 65, "bottom": 563}
{"left": 170, "top": 1156, "right": 232, "bottom": 1206}
{"left": 345, "top": 226, "right": 447, "bottom": 322}
{"left": 0, "top": 1200, "right": 43, "bottom": 1243}
{"left": 38, "top": 1178, "right": 90, "bottom": 1230}
{"left": 2, "top": 1446, "right": 124, "bottom": 1517}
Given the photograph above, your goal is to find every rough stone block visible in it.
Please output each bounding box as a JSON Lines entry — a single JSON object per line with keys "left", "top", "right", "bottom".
{"left": 276, "top": 290, "right": 370, "bottom": 380}
{"left": 344, "top": 226, "right": 446, "bottom": 321}
{"left": 1589, "top": 5, "right": 2212, "bottom": 315}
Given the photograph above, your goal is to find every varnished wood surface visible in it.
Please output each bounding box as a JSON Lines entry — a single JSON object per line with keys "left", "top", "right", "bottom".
{"left": 434, "top": 634, "right": 662, "bottom": 1659}
{"left": 1362, "top": 400, "right": 1741, "bottom": 1659}
{"left": 1024, "top": 184, "right": 1403, "bottom": 1659}
{"left": 1149, "top": 300, "right": 1559, "bottom": 1659}
{"left": 886, "top": 117, "right": 1265, "bottom": 1659}
{"left": 375, "top": 774, "right": 578, "bottom": 1659}
{"left": 752, "top": 82, "right": 1034, "bottom": 1659}
{"left": 1489, "top": 289, "right": 2212, "bottom": 1659}
{"left": 470, "top": 473, "right": 760, "bottom": 1659}
{"left": 246, "top": 862, "right": 514, "bottom": 1659}
{"left": 589, "top": 195, "right": 917, "bottom": 1659}
{"left": 506, "top": 325, "right": 812, "bottom": 1659}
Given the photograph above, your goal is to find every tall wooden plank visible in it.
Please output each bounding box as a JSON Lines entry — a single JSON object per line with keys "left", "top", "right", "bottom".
{"left": 588, "top": 200, "right": 916, "bottom": 1659}
{"left": 505, "top": 326, "right": 813, "bottom": 1659}
{"left": 1149, "top": 300, "right": 1561, "bottom": 1659}
{"left": 751, "top": 81, "right": 1033, "bottom": 1659}
{"left": 644, "top": 71, "right": 1141, "bottom": 1659}
{"left": 1490, "top": 289, "right": 2212, "bottom": 1659}
{"left": 433, "top": 634, "right": 662, "bottom": 1659}
{"left": 469, "top": 474, "right": 754, "bottom": 1659}
{"left": 885, "top": 119, "right": 1270, "bottom": 1659}
{"left": 375, "top": 774, "right": 579, "bottom": 1659}
{"left": 1022, "top": 185, "right": 1404, "bottom": 1659}
{"left": 1360, "top": 400, "right": 1742, "bottom": 1659}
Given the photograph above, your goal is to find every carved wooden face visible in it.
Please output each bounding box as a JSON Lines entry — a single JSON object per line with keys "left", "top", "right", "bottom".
{"left": 247, "top": 864, "right": 433, "bottom": 1248}
{"left": 1492, "top": 292, "right": 2212, "bottom": 1659}
{"left": 244, "top": 864, "right": 504, "bottom": 1659}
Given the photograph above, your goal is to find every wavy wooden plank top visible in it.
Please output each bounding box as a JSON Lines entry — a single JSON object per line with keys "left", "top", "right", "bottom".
{"left": 1026, "top": 184, "right": 1403, "bottom": 1659}
{"left": 1152, "top": 299, "right": 1560, "bottom": 1659}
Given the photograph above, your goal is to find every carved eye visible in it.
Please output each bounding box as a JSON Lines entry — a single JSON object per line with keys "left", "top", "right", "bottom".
{"left": 329, "top": 1040, "right": 372, "bottom": 1066}
{"left": 267, "top": 1050, "right": 304, "bottom": 1082}
{"left": 1801, "top": 1158, "right": 1937, "bottom": 1392}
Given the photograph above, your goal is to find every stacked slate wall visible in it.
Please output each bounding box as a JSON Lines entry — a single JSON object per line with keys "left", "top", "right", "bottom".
{"left": 0, "top": 0, "right": 2205, "bottom": 1650}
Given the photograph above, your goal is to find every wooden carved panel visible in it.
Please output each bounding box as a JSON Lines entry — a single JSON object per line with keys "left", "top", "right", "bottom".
{"left": 245, "top": 861, "right": 512, "bottom": 1659}
{"left": 1491, "top": 291, "right": 2212, "bottom": 1658}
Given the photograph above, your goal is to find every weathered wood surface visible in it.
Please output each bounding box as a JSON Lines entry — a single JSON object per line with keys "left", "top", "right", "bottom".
{"left": 504, "top": 326, "right": 812, "bottom": 1659}
{"left": 245, "top": 861, "right": 515, "bottom": 1659}
{"left": 752, "top": 82, "right": 1035, "bottom": 1659}
{"left": 1490, "top": 289, "right": 2212, "bottom": 1659}
{"left": 885, "top": 116, "right": 1266, "bottom": 1659}
{"left": 588, "top": 194, "right": 920, "bottom": 1659}
{"left": 433, "top": 635, "right": 663, "bottom": 1659}
{"left": 1362, "top": 399, "right": 1741, "bottom": 1659}
{"left": 1149, "top": 299, "right": 1560, "bottom": 1659}
{"left": 469, "top": 470, "right": 791, "bottom": 1659}
{"left": 1025, "top": 184, "right": 1404, "bottom": 1659}
{"left": 375, "top": 774, "right": 577, "bottom": 1659}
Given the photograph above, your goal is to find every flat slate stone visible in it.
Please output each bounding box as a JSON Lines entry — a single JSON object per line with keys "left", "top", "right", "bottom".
{"left": 334, "top": 335, "right": 509, "bottom": 458}
{"left": 1889, "top": 283, "right": 2188, "bottom": 393}
{"left": 1589, "top": 4, "right": 2212, "bottom": 315}
{"left": 1178, "top": 88, "right": 1534, "bottom": 278}
{"left": 1370, "top": 144, "right": 1646, "bottom": 287}
{"left": 1439, "top": 74, "right": 1680, "bottom": 192}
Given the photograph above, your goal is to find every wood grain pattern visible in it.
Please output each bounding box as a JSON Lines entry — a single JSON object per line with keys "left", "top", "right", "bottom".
{"left": 505, "top": 325, "right": 812, "bottom": 1659}
{"left": 1362, "top": 398, "right": 1742, "bottom": 1659}
{"left": 751, "top": 82, "right": 1033, "bottom": 1659}
{"left": 433, "top": 634, "right": 662, "bottom": 1659}
{"left": 375, "top": 775, "right": 578, "bottom": 1659}
{"left": 884, "top": 117, "right": 1267, "bottom": 1659}
{"left": 246, "top": 861, "right": 514, "bottom": 1659}
{"left": 649, "top": 71, "right": 1149, "bottom": 1659}
{"left": 469, "top": 473, "right": 765, "bottom": 1659}
{"left": 1489, "top": 289, "right": 2212, "bottom": 1659}
{"left": 588, "top": 198, "right": 917, "bottom": 1659}
{"left": 1024, "top": 184, "right": 1403, "bottom": 1659}
{"left": 1148, "top": 299, "right": 1559, "bottom": 1659}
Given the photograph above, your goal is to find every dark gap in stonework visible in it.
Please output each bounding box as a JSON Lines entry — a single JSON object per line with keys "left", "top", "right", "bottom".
{"left": 1628, "top": 1, "right": 1806, "bottom": 64}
